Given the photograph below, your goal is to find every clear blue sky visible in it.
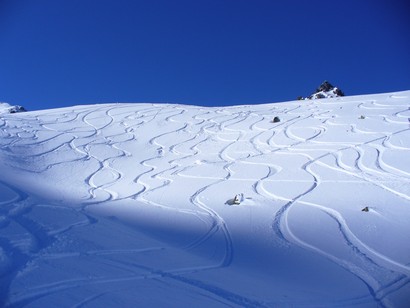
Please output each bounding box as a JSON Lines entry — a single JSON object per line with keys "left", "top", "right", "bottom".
{"left": 1, "top": 0, "right": 409, "bottom": 110}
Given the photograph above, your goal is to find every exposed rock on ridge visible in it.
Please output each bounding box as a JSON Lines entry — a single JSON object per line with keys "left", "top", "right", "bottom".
{"left": 0, "top": 102, "right": 27, "bottom": 114}
{"left": 305, "top": 81, "right": 345, "bottom": 100}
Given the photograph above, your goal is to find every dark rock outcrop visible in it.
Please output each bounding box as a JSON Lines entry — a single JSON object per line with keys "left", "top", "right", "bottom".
{"left": 272, "top": 116, "right": 280, "bottom": 123}
{"left": 0, "top": 103, "right": 27, "bottom": 114}
{"left": 305, "top": 81, "right": 345, "bottom": 100}
{"left": 8, "top": 105, "right": 27, "bottom": 113}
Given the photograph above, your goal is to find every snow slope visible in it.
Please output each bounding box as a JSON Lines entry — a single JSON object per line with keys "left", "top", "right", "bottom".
{"left": 1, "top": 91, "right": 410, "bottom": 307}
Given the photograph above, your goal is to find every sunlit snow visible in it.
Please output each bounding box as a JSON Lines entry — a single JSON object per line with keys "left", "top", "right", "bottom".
{"left": 1, "top": 91, "right": 410, "bottom": 307}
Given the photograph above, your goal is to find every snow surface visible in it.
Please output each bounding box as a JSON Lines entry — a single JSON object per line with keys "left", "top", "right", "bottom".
{"left": 1, "top": 91, "right": 410, "bottom": 307}
{"left": 0, "top": 102, "right": 26, "bottom": 115}
{"left": 306, "top": 87, "right": 343, "bottom": 100}
{"left": 0, "top": 103, "right": 16, "bottom": 114}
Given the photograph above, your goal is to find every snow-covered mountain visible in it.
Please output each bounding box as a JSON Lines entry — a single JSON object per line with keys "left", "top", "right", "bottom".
{"left": 306, "top": 81, "right": 345, "bottom": 100}
{"left": 1, "top": 91, "right": 410, "bottom": 307}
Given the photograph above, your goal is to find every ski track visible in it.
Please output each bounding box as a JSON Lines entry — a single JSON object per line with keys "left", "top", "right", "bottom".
{"left": 7, "top": 253, "right": 263, "bottom": 308}
{"left": 1, "top": 94, "right": 410, "bottom": 305}
{"left": 265, "top": 102, "right": 410, "bottom": 306}
{"left": 0, "top": 181, "right": 99, "bottom": 307}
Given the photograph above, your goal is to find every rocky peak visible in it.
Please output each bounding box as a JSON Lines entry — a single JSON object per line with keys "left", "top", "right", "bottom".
{"left": 305, "top": 81, "right": 345, "bottom": 100}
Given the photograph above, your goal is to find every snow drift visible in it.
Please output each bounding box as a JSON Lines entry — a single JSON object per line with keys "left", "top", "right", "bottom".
{"left": 0, "top": 91, "right": 410, "bottom": 307}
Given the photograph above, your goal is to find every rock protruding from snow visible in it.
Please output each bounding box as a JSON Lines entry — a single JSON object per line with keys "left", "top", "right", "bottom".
{"left": 0, "top": 102, "right": 27, "bottom": 114}
{"left": 306, "top": 81, "right": 345, "bottom": 100}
